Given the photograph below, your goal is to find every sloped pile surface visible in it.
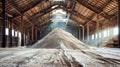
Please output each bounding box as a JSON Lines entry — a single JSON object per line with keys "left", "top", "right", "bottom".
{"left": 32, "top": 28, "right": 88, "bottom": 49}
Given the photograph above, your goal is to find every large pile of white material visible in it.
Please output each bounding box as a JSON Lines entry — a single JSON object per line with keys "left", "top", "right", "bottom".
{"left": 0, "top": 28, "right": 120, "bottom": 67}
{"left": 32, "top": 28, "right": 88, "bottom": 49}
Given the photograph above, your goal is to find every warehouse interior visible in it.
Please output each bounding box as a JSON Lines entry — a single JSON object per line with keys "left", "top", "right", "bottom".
{"left": 0, "top": 0, "right": 120, "bottom": 67}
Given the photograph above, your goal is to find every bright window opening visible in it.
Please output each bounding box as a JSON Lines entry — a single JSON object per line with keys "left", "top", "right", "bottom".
{"left": 12, "top": 29, "right": 14, "bottom": 36}
{"left": 15, "top": 31, "right": 18, "bottom": 37}
{"left": 96, "top": 33, "right": 98, "bottom": 39}
{"left": 5, "top": 28, "right": 9, "bottom": 35}
{"left": 99, "top": 33, "right": 101, "bottom": 38}
{"left": 103, "top": 30, "right": 107, "bottom": 37}
{"left": 19, "top": 32, "right": 21, "bottom": 39}
{"left": 114, "top": 27, "right": 118, "bottom": 36}
{"left": 107, "top": 30, "right": 110, "bottom": 36}
{"left": 92, "top": 35, "right": 94, "bottom": 39}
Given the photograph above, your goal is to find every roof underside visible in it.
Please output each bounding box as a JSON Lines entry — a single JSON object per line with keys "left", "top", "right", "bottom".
{"left": 0, "top": 0, "right": 118, "bottom": 29}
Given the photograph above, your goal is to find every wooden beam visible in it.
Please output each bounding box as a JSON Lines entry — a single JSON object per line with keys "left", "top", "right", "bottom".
{"left": 99, "top": 0, "right": 112, "bottom": 11}
{"left": 20, "top": 2, "right": 99, "bottom": 28}
{"left": 26, "top": 10, "right": 84, "bottom": 28}
{"left": 7, "top": 0, "right": 32, "bottom": 32}
{"left": 13, "top": 0, "right": 48, "bottom": 18}
{"left": 26, "top": 14, "right": 84, "bottom": 29}
{"left": 28, "top": 4, "right": 57, "bottom": 21}
{"left": 22, "top": 5, "right": 59, "bottom": 27}
{"left": 76, "top": 0, "right": 110, "bottom": 19}
{"left": 8, "top": 1, "right": 41, "bottom": 31}
{"left": 70, "top": 16, "right": 83, "bottom": 26}
{"left": 8, "top": 0, "right": 22, "bottom": 15}
{"left": 25, "top": 5, "right": 97, "bottom": 28}
{"left": 76, "top": 0, "right": 100, "bottom": 13}
{"left": 60, "top": 7, "right": 98, "bottom": 24}
{"left": 83, "top": 13, "right": 103, "bottom": 26}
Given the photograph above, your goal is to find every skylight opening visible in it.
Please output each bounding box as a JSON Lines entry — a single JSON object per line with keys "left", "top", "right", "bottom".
{"left": 51, "top": 9, "right": 68, "bottom": 23}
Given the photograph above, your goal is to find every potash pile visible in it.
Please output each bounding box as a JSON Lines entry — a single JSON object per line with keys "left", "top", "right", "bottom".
{"left": 0, "top": 28, "right": 120, "bottom": 67}
{"left": 32, "top": 28, "right": 88, "bottom": 50}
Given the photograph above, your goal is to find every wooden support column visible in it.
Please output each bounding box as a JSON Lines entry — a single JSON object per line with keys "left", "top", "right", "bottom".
{"left": 96, "top": 22, "right": 99, "bottom": 46}
{"left": 37, "top": 29, "right": 40, "bottom": 40}
{"left": 109, "top": 20, "right": 114, "bottom": 39}
{"left": 87, "top": 24, "right": 89, "bottom": 42}
{"left": 99, "top": 24, "right": 102, "bottom": 43}
{"left": 21, "top": 15, "right": 24, "bottom": 46}
{"left": 24, "top": 30, "right": 27, "bottom": 46}
{"left": 26, "top": 31, "right": 30, "bottom": 46}
{"left": 101, "top": 24, "right": 104, "bottom": 41}
{"left": 16, "top": 27, "right": 19, "bottom": 47}
{"left": 78, "top": 27, "right": 81, "bottom": 40}
{"left": 2, "top": 0, "right": 6, "bottom": 47}
{"left": 9, "top": 18, "right": 12, "bottom": 47}
{"left": 82, "top": 26, "right": 84, "bottom": 41}
{"left": 21, "top": 31, "right": 24, "bottom": 46}
{"left": 32, "top": 27, "right": 34, "bottom": 44}
{"left": 17, "top": 27, "right": 20, "bottom": 46}
{"left": 24, "top": 32, "right": 26, "bottom": 46}
{"left": 6, "top": 16, "right": 9, "bottom": 47}
{"left": 14, "top": 28, "right": 17, "bottom": 47}
{"left": 35, "top": 29, "right": 37, "bottom": 42}
{"left": 118, "top": 0, "right": 120, "bottom": 48}
{"left": 28, "top": 31, "right": 31, "bottom": 45}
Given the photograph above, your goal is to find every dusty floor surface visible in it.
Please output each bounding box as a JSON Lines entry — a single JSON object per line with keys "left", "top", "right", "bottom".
{"left": 0, "top": 48, "right": 120, "bottom": 67}
{"left": 0, "top": 28, "right": 120, "bottom": 67}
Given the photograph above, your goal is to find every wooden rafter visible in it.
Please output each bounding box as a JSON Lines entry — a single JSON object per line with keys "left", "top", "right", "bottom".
{"left": 9, "top": 0, "right": 117, "bottom": 29}
{"left": 24, "top": 4, "right": 98, "bottom": 27}
{"left": 99, "top": 0, "right": 112, "bottom": 11}
{"left": 76, "top": 0, "right": 111, "bottom": 19}
{"left": 13, "top": 0, "right": 48, "bottom": 18}
{"left": 7, "top": 0, "right": 22, "bottom": 15}
{"left": 76, "top": 0, "right": 100, "bottom": 13}
{"left": 60, "top": 7, "right": 98, "bottom": 24}
{"left": 70, "top": 16, "right": 83, "bottom": 26}
{"left": 7, "top": 0, "right": 42, "bottom": 30}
